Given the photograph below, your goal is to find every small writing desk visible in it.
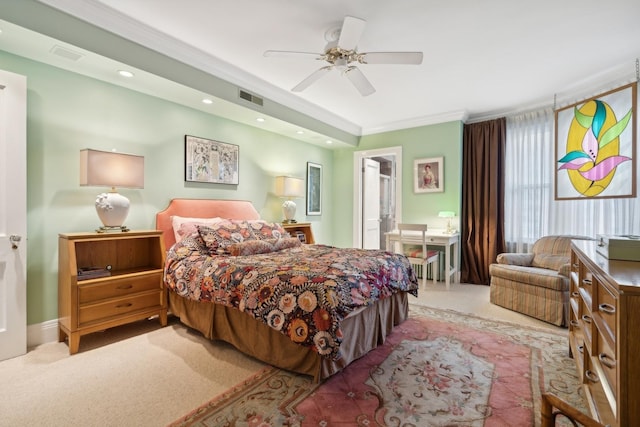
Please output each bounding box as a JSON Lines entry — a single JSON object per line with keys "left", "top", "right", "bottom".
{"left": 385, "top": 229, "right": 460, "bottom": 290}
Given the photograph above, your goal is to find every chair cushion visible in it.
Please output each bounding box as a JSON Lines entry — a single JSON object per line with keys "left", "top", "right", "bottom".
{"left": 404, "top": 246, "right": 439, "bottom": 260}
{"left": 489, "top": 263, "right": 568, "bottom": 292}
{"left": 531, "top": 254, "right": 569, "bottom": 271}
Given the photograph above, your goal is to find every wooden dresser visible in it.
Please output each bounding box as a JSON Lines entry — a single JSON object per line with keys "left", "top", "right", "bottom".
{"left": 569, "top": 240, "right": 640, "bottom": 426}
{"left": 58, "top": 230, "right": 167, "bottom": 354}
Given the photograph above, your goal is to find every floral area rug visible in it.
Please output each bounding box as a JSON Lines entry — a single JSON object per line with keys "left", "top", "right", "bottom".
{"left": 168, "top": 305, "right": 586, "bottom": 426}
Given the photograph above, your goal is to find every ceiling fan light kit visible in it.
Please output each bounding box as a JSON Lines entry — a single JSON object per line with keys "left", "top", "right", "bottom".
{"left": 265, "top": 16, "right": 423, "bottom": 96}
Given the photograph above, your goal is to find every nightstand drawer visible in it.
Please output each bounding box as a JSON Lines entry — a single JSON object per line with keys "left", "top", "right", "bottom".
{"left": 79, "top": 291, "right": 162, "bottom": 325}
{"left": 78, "top": 272, "right": 162, "bottom": 304}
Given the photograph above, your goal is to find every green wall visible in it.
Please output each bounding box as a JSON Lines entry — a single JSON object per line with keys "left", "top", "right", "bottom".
{"left": 1, "top": 50, "right": 333, "bottom": 325}
{"left": 331, "top": 122, "right": 463, "bottom": 248}
{"left": 2, "top": 49, "right": 463, "bottom": 327}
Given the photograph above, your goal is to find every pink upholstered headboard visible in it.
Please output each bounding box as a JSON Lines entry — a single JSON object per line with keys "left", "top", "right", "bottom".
{"left": 156, "top": 198, "right": 260, "bottom": 249}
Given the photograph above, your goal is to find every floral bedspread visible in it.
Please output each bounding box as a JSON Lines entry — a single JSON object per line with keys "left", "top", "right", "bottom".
{"left": 163, "top": 235, "right": 418, "bottom": 360}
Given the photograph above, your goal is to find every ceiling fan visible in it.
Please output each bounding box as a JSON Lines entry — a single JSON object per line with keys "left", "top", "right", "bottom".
{"left": 264, "top": 16, "right": 423, "bottom": 96}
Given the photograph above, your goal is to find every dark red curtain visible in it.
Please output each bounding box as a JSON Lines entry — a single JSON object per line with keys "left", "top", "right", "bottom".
{"left": 460, "top": 118, "right": 506, "bottom": 285}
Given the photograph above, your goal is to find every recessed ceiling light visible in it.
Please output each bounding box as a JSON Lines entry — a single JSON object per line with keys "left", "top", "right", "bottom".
{"left": 256, "top": 117, "right": 265, "bottom": 122}
{"left": 202, "top": 98, "right": 213, "bottom": 104}
{"left": 118, "top": 70, "right": 134, "bottom": 78}
{"left": 297, "top": 130, "right": 305, "bottom": 135}
{"left": 326, "top": 140, "right": 333, "bottom": 144}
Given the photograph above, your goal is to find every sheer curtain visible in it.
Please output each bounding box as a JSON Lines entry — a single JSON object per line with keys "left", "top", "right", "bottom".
{"left": 505, "top": 108, "right": 640, "bottom": 252}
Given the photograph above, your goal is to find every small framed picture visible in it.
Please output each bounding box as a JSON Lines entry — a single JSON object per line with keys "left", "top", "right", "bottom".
{"left": 306, "top": 162, "right": 322, "bottom": 215}
{"left": 295, "top": 231, "right": 306, "bottom": 243}
{"left": 414, "top": 157, "right": 444, "bottom": 193}
{"left": 185, "top": 135, "right": 239, "bottom": 184}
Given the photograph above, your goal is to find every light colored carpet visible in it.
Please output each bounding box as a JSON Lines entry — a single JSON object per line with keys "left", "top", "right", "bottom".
{"left": 0, "top": 284, "right": 560, "bottom": 426}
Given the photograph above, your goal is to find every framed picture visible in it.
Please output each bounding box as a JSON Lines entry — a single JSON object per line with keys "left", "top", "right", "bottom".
{"left": 555, "top": 82, "right": 636, "bottom": 200}
{"left": 184, "top": 135, "right": 239, "bottom": 184}
{"left": 414, "top": 157, "right": 444, "bottom": 193}
{"left": 306, "top": 162, "right": 322, "bottom": 215}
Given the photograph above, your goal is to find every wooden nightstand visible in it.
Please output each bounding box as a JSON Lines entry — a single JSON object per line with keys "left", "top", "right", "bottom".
{"left": 282, "top": 222, "right": 315, "bottom": 244}
{"left": 58, "top": 230, "right": 168, "bottom": 354}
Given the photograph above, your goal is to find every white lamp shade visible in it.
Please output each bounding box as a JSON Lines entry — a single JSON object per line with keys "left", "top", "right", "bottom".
{"left": 275, "top": 176, "right": 304, "bottom": 199}
{"left": 80, "top": 149, "right": 144, "bottom": 189}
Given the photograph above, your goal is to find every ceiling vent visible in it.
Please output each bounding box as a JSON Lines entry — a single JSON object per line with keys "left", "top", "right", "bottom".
{"left": 238, "top": 89, "right": 263, "bottom": 107}
{"left": 50, "top": 45, "right": 84, "bottom": 61}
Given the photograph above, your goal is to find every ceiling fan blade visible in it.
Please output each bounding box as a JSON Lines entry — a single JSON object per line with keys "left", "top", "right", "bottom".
{"left": 292, "top": 66, "right": 333, "bottom": 92}
{"left": 359, "top": 52, "right": 424, "bottom": 65}
{"left": 344, "top": 66, "right": 375, "bottom": 96}
{"left": 338, "top": 16, "right": 366, "bottom": 51}
{"left": 264, "top": 50, "right": 323, "bottom": 60}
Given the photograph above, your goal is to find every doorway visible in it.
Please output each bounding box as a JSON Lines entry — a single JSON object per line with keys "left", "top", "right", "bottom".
{"left": 352, "top": 146, "right": 403, "bottom": 250}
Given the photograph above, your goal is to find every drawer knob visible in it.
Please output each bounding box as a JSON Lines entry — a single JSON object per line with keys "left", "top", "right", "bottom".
{"left": 571, "top": 291, "right": 580, "bottom": 298}
{"left": 581, "top": 315, "right": 592, "bottom": 324}
{"left": 598, "top": 303, "right": 615, "bottom": 315}
{"left": 117, "top": 284, "right": 134, "bottom": 290}
{"left": 116, "top": 303, "right": 133, "bottom": 309}
{"left": 577, "top": 345, "right": 584, "bottom": 354}
{"left": 598, "top": 353, "right": 616, "bottom": 369}
{"left": 585, "top": 370, "right": 599, "bottom": 383}
{"left": 570, "top": 320, "right": 580, "bottom": 328}
{"left": 582, "top": 279, "right": 592, "bottom": 286}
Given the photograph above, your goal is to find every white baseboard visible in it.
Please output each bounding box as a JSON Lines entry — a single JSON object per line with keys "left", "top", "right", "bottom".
{"left": 27, "top": 319, "right": 59, "bottom": 348}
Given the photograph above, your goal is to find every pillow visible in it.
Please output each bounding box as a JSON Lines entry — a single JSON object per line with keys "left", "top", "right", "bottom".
{"left": 228, "top": 236, "right": 302, "bottom": 256}
{"left": 272, "top": 237, "right": 302, "bottom": 251}
{"left": 247, "top": 220, "right": 288, "bottom": 240}
{"left": 531, "top": 254, "right": 569, "bottom": 271}
{"left": 228, "top": 239, "right": 275, "bottom": 256}
{"left": 171, "top": 215, "right": 222, "bottom": 243}
{"left": 197, "top": 220, "right": 257, "bottom": 255}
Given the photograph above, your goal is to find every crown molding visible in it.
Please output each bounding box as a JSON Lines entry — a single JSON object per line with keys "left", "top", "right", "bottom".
{"left": 361, "top": 110, "right": 468, "bottom": 135}
{"left": 38, "top": 0, "right": 362, "bottom": 136}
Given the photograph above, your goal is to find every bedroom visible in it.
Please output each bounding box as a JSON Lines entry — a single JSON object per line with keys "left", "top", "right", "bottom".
{"left": 1, "top": 1, "right": 639, "bottom": 424}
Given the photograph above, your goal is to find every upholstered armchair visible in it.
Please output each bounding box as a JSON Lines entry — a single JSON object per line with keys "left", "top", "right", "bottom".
{"left": 489, "top": 235, "right": 592, "bottom": 327}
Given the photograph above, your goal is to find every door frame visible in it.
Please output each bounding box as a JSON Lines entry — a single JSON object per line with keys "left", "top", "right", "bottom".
{"left": 352, "top": 146, "right": 402, "bottom": 248}
{"left": 0, "top": 69, "right": 27, "bottom": 361}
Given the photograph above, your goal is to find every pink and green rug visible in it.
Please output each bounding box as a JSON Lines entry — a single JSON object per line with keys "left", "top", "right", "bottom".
{"left": 169, "top": 305, "right": 585, "bottom": 426}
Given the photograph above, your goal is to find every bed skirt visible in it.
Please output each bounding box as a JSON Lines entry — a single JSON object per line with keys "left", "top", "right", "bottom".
{"left": 168, "top": 291, "right": 409, "bottom": 382}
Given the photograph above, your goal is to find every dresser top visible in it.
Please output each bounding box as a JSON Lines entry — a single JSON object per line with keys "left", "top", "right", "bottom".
{"left": 572, "top": 240, "right": 640, "bottom": 288}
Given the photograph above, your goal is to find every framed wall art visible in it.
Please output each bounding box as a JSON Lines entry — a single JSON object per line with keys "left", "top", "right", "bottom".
{"left": 306, "top": 162, "right": 322, "bottom": 215}
{"left": 184, "top": 135, "right": 239, "bottom": 184}
{"left": 414, "top": 157, "right": 443, "bottom": 193}
{"left": 555, "top": 82, "right": 636, "bottom": 200}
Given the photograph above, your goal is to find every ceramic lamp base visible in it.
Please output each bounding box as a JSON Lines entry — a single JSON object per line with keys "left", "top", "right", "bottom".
{"left": 95, "top": 191, "right": 130, "bottom": 230}
{"left": 282, "top": 200, "right": 297, "bottom": 223}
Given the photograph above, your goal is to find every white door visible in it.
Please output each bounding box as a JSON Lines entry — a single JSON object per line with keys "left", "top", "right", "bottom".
{"left": 0, "top": 69, "right": 27, "bottom": 361}
{"left": 362, "top": 158, "right": 380, "bottom": 249}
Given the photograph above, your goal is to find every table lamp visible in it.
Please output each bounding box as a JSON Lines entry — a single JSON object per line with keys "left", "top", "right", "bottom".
{"left": 275, "top": 176, "right": 304, "bottom": 223}
{"left": 80, "top": 149, "right": 144, "bottom": 232}
{"left": 438, "top": 211, "right": 456, "bottom": 234}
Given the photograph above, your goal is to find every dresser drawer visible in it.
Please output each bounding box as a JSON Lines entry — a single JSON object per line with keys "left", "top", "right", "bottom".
{"left": 580, "top": 272, "right": 594, "bottom": 301}
{"left": 596, "top": 334, "right": 617, "bottom": 400}
{"left": 78, "top": 273, "right": 162, "bottom": 304}
{"left": 579, "top": 296, "right": 593, "bottom": 350}
{"left": 595, "top": 282, "right": 617, "bottom": 344}
{"left": 584, "top": 351, "right": 616, "bottom": 426}
{"left": 79, "top": 291, "right": 163, "bottom": 325}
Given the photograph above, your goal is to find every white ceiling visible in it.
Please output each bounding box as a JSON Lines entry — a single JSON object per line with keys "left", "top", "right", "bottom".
{"left": 4, "top": 0, "right": 640, "bottom": 142}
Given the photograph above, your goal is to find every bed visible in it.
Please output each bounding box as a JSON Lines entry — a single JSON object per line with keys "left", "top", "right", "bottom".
{"left": 156, "top": 198, "right": 418, "bottom": 382}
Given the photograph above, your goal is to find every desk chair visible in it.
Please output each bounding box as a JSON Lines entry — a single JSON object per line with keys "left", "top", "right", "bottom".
{"left": 397, "top": 224, "right": 439, "bottom": 288}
